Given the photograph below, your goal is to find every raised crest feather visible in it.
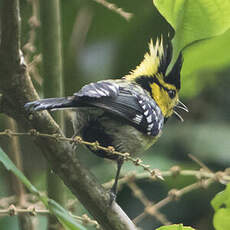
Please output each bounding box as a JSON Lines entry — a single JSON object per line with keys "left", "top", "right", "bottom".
{"left": 125, "top": 37, "right": 166, "bottom": 79}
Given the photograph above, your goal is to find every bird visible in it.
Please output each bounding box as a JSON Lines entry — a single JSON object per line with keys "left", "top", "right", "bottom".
{"left": 25, "top": 37, "right": 187, "bottom": 201}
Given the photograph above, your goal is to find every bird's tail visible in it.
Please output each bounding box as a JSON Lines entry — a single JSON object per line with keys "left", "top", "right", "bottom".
{"left": 24, "top": 97, "right": 76, "bottom": 111}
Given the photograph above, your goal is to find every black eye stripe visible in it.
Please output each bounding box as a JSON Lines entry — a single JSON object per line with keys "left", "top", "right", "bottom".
{"left": 135, "top": 75, "right": 176, "bottom": 98}
{"left": 152, "top": 77, "right": 175, "bottom": 96}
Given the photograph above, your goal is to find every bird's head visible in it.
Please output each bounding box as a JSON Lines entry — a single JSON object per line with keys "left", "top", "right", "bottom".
{"left": 125, "top": 38, "right": 187, "bottom": 120}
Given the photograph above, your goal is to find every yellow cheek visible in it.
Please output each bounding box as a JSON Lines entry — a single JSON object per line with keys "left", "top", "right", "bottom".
{"left": 151, "top": 85, "right": 166, "bottom": 115}
{"left": 151, "top": 84, "right": 161, "bottom": 101}
{"left": 151, "top": 85, "right": 176, "bottom": 117}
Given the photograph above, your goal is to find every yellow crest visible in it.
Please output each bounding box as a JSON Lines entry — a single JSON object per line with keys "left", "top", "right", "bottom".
{"left": 125, "top": 38, "right": 164, "bottom": 80}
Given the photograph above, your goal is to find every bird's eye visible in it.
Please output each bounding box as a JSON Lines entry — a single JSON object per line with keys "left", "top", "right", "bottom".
{"left": 168, "top": 90, "right": 176, "bottom": 99}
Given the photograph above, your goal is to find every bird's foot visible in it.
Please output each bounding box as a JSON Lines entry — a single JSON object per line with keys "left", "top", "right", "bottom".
{"left": 109, "top": 189, "right": 117, "bottom": 205}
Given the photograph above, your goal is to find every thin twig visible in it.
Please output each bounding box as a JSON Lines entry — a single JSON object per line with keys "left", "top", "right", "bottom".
{"left": 0, "top": 205, "right": 100, "bottom": 229}
{"left": 1, "top": 128, "right": 228, "bottom": 228}
{"left": 133, "top": 178, "right": 213, "bottom": 223}
{"left": 23, "top": 0, "right": 42, "bottom": 85}
{"left": 91, "top": 0, "right": 133, "bottom": 21}
{"left": 0, "top": 129, "right": 163, "bottom": 180}
{"left": 188, "top": 154, "right": 212, "bottom": 173}
{"left": 23, "top": 0, "right": 40, "bottom": 59}
{"left": 1, "top": 129, "right": 230, "bottom": 185}
{"left": 128, "top": 181, "right": 171, "bottom": 225}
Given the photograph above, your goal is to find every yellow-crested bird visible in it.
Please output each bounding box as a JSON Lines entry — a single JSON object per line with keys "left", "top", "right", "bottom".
{"left": 25, "top": 38, "right": 187, "bottom": 200}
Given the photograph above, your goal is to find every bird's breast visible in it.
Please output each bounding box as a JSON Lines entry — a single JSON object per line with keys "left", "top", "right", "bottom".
{"left": 72, "top": 108, "right": 160, "bottom": 160}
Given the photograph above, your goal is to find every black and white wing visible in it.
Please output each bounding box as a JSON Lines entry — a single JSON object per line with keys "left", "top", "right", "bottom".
{"left": 73, "top": 81, "right": 164, "bottom": 137}
{"left": 74, "top": 81, "right": 119, "bottom": 98}
{"left": 133, "top": 94, "right": 164, "bottom": 136}
{"left": 25, "top": 80, "right": 164, "bottom": 137}
{"left": 24, "top": 81, "right": 119, "bottom": 111}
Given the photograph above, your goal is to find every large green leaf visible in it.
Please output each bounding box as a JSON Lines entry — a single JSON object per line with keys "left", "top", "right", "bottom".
{"left": 156, "top": 224, "right": 195, "bottom": 230}
{"left": 211, "top": 184, "right": 230, "bottom": 230}
{"left": 0, "top": 147, "right": 86, "bottom": 230}
{"left": 182, "top": 29, "right": 230, "bottom": 78}
{"left": 213, "top": 208, "right": 230, "bottom": 230}
{"left": 211, "top": 183, "right": 230, "bottom": 211}
{"left": 180, "top": 28, "right": 230, "bottom": 98}
{"left": 153, "top": 0, "right": 230, "bottom": 73}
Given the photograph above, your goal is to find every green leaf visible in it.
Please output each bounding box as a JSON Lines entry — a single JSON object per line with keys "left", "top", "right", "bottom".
{"left": 0, "top": 147, "right": 86, "bottom": 230}
{"left": 48, "top": 199, "right": 87, "bottom": 230}
{"left": 156, "top": 224, "right": 195, "bottom": 230}
{"left": 212, "top": 184, "right": 230, "bottom": 230}
{"left": 0, "top": 147, "right": 39, "bottom": 195}
{"left": 211, "top": 183, "right": 230, "bottom": 211}
{"left": 182, "top": 29, "right": 230, "bottom": 78}
{"left": 213, "top": 208, "right": 230, "bottom": 230}
{"left": 180, "top": 28, "right": 230, "bottom": 98}
{"left": 153, "top": 0, "right": 230, "bottom": 72}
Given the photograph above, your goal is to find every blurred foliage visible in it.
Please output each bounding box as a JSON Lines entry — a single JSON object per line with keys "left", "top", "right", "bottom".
{"left": 0, "top": 147, "right": 86, "bottom": 230}
{"left": 154, "top": 0, "right": 230, "bottom": 72}
{"left": 0, "top": 0, "right": 230, "bottom": 230}
{"left": 156, "top": 224, "right": 195, "bottom": 230}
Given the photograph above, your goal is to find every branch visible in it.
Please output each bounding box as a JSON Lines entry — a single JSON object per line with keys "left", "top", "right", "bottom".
{"left": 128, "top": 181, "right": 171, "bottom": 225}
{"left": 133, "top": 179, "right": 214, "bottom": 224}
{"left": 0, "top": 205, "right": 100, "bottom": 229}
{"left": 91, "top": 0, "right": 133, "bottom": 21}
{"left": 1, "top": 130, "right": 229, "bottom": 227}
{"left": 0, "top": 1, "right": 137, "bottom": 229}
{"left": 1, "top": 130, "right": 230, "bottom": 185}
{"left": 23, "top": 0, "right": 42, "bottom": 85}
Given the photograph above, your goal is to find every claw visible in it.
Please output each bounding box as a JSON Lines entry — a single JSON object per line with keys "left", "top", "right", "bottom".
{"left": 109, "top": 189, "right": 116, "bottom": 205}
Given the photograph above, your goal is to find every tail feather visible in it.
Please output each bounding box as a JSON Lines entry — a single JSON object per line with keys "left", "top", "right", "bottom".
{"left": 24, "top": 97, "right": 75, "bottom": 111}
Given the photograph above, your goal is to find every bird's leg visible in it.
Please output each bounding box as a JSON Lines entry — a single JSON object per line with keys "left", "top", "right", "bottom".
{"left": 110, "top": 158, "right": 124, "bottom": 203}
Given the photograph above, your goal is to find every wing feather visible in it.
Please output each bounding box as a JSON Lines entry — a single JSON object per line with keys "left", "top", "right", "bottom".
{"left": 73, "top": 81, "right": 164, "bottom": 137}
